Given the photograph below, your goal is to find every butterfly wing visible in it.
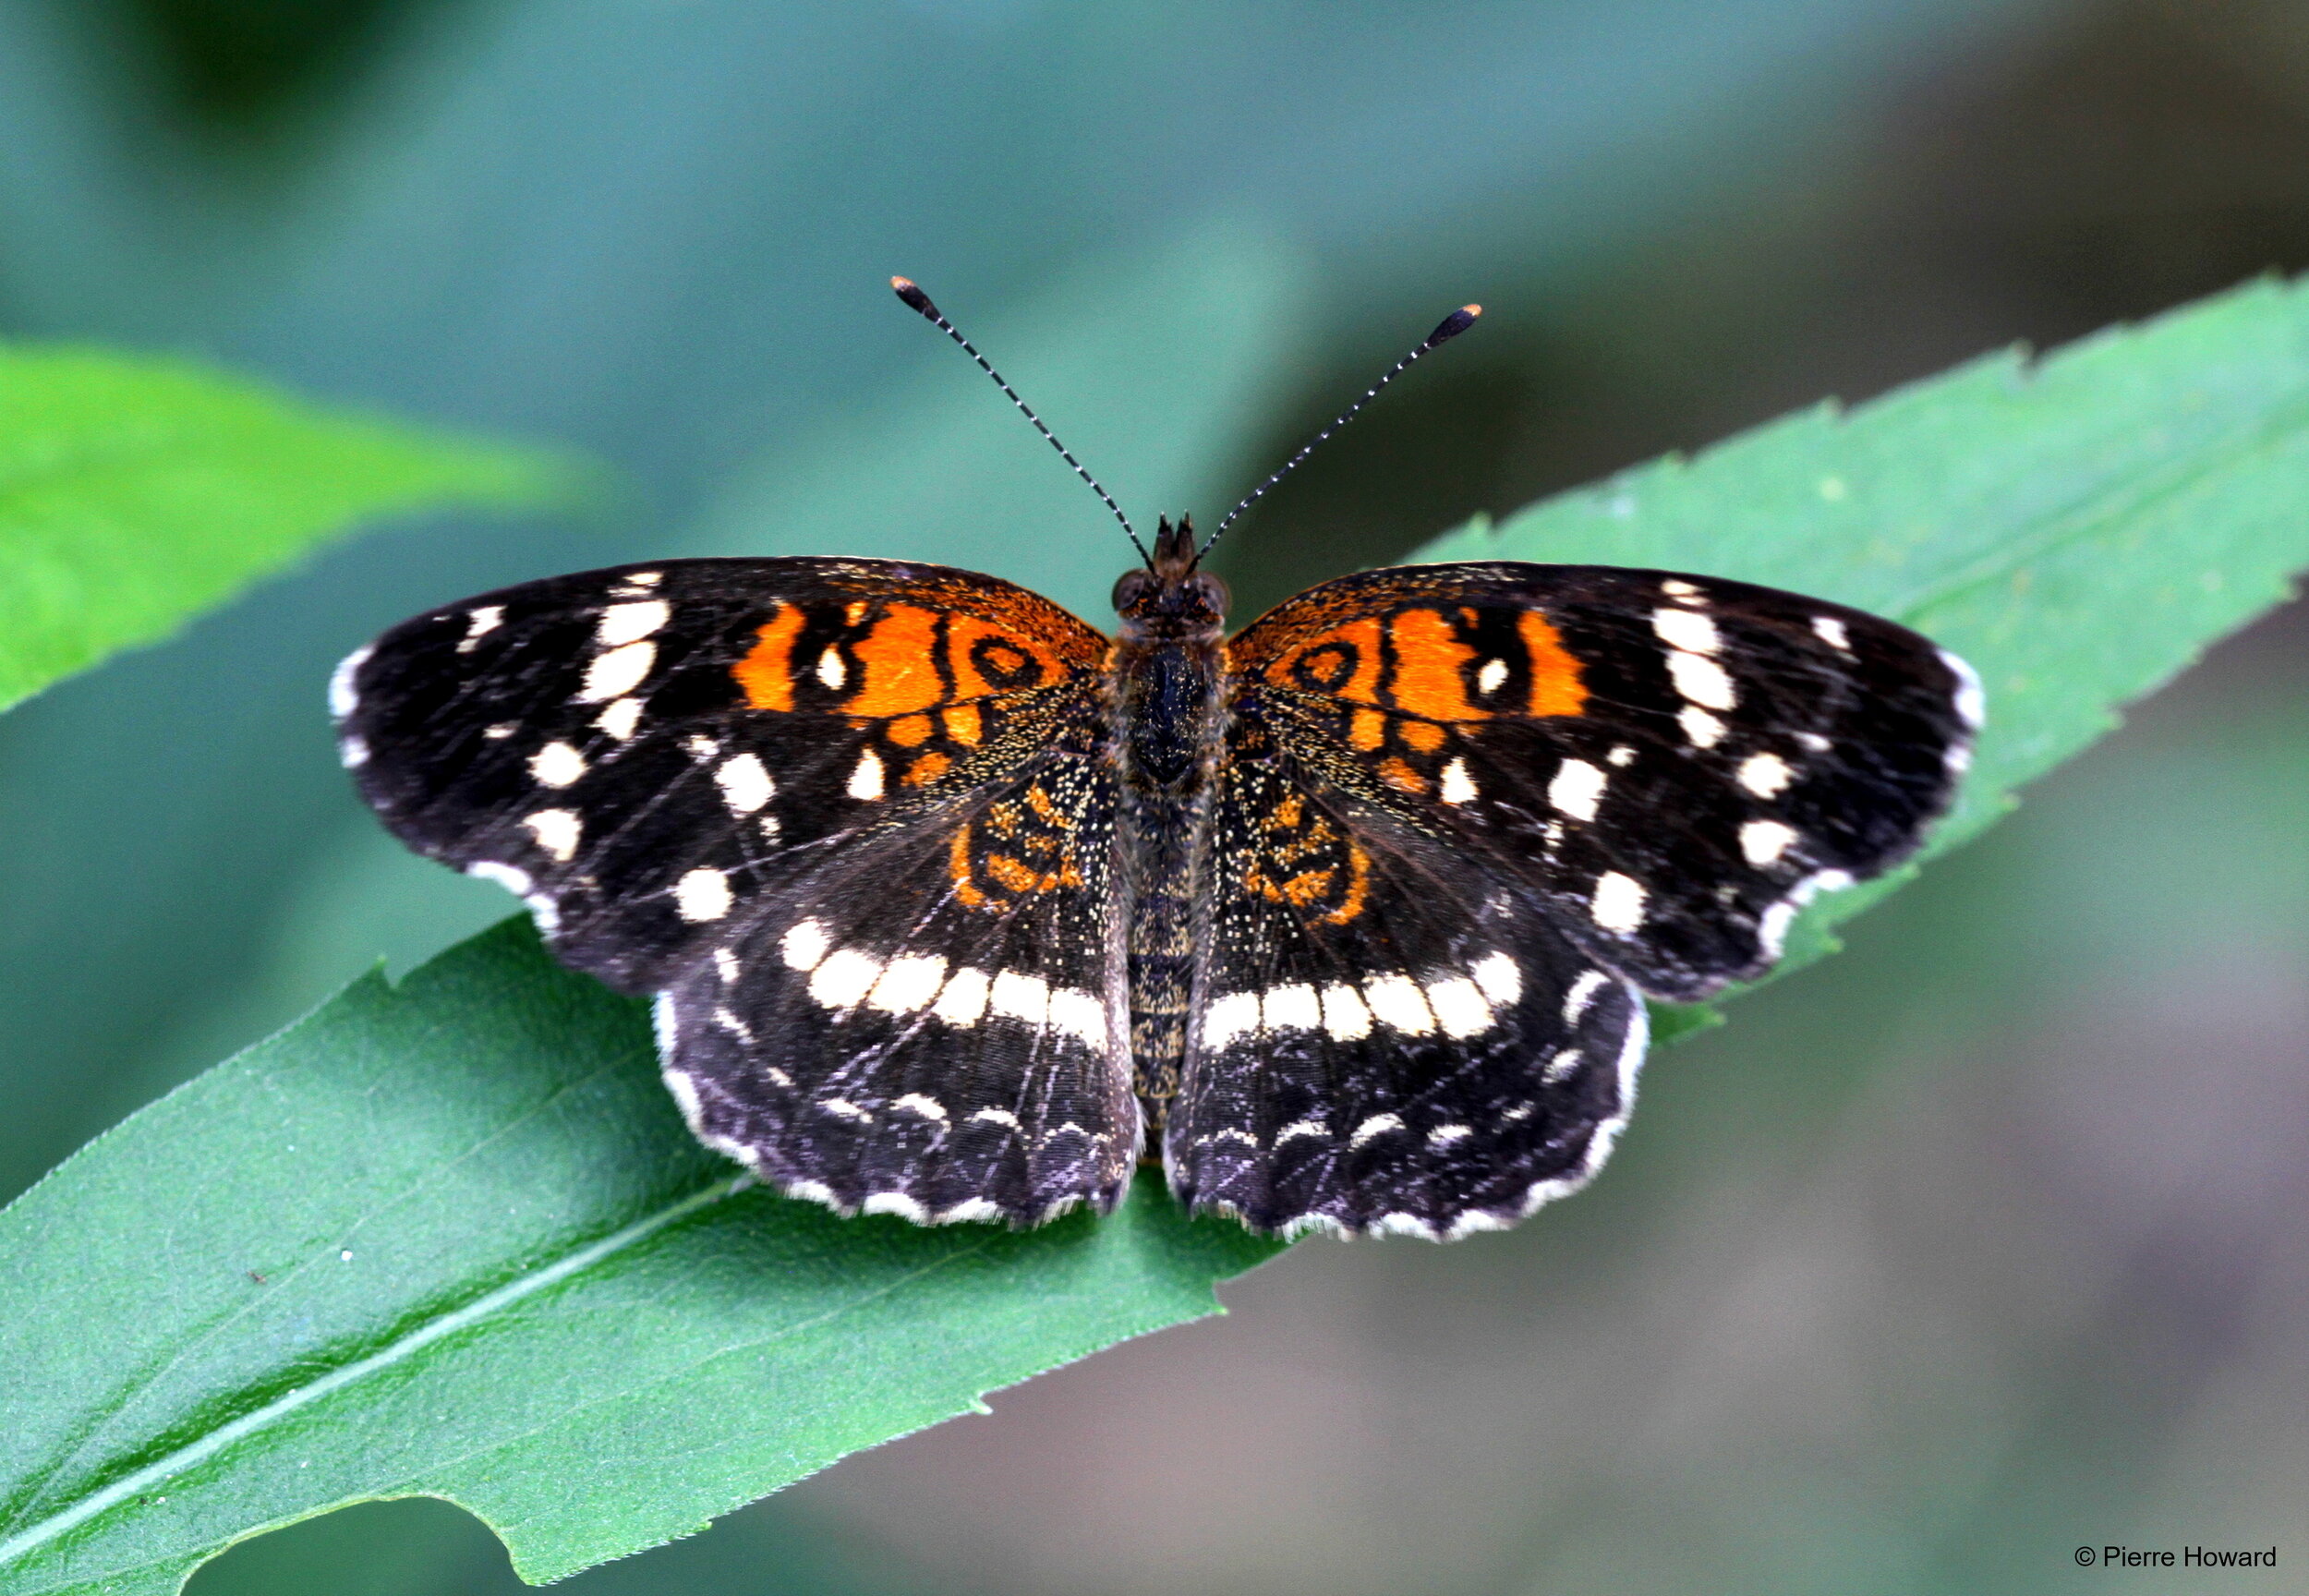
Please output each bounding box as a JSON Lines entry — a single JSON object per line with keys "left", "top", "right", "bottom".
{"left": 1167, "top": 741, "right": 1648, "bottom": 1238}
{"left": 1167, "top": 560, "right": 1976, "bottom": 1236}
{"left": 335, "top": 557, "right": 1135, "bottom": 1223}
{"left": 1226, "top": 562, "right": 1977, "bottom": 1001}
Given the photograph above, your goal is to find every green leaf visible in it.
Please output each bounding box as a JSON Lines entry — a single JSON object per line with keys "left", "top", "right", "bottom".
{"left": 0, "top": 921, "right": 1281, "bottom": 1596}
{"left": 10, "top": 275, "right": 2309, "bottom": 1595}
{"left": 0, "top": 346, "right": 576, "bottom": 714}
{"left": 1420, "top": 274, "right": 2309, "bottom": 1024}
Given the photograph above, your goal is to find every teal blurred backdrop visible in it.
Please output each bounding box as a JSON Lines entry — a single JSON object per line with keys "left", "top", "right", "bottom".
{"left": 4, "top": 2, "right": 2304, "bottom": 1592}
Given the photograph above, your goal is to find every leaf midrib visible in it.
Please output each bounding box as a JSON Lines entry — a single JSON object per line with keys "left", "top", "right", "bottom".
{"left": 3, "top": 1045, "right": 644, "bottom": 1537}
{"left": 0, "top": 1175, "right": 756, "bottom": 1583}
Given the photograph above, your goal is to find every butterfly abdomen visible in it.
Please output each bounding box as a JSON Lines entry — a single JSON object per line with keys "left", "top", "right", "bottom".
{"left": 1113, "top": 631, "right": 1229, "bottom": 1123}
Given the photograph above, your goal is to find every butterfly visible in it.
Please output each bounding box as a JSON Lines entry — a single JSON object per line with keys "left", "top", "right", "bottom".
{"left": 332, "top": 283, "right": 1977, "bottom": 1239}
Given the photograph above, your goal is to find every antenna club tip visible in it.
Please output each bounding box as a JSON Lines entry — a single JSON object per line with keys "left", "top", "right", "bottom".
{"left": 1426, "top": 304, "right": 1482, "bottom": 347}
{"left": 890, "top": 276, "right": 937, "bottom": 316}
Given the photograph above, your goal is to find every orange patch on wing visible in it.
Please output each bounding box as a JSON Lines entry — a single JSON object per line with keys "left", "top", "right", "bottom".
{"left": 945, "top": 613, "right": 1064, "bottom": 700}
{"left": 1386, "top": 607, "right": 1486, "bottom": 721}
{"left": 949, "top": 828, "right": 990, "bottom": 909}
{"left": 1399, "top": 719, "right": 1446, "bottom": 753}
{"left": 985, "top": 852, "right": 1082, "bottom": 894}
{"left": 840, "top": 603, "right": 945, "bottom": 718}
{"left": 942, "top": 702, "right": 983, "bottom": 744}
{"left": 731, "top": 601, "right": 806, "bottom": 710}
{"left": 1349, "top": 708, "right": 1386, "bottom": 750}
{"left": 887, "top": 713, "right": 933, "bottom": 746}
{"left": 1518, "top": 611, "right": 1589, "bottom": 717}
{"left": 1380, "top": 757, "right": 1426, "bottom": 794}
{"left": 1321, "top": 842, "right": 1372, "bottom": 925}
{"left": 904, "top": 752, "right": 951, "bottom": 785}
{"left": 1266, "top": 616, "right": 1384, "bottom": 703}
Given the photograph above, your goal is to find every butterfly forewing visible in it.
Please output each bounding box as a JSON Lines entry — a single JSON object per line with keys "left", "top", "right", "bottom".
{"left": 1228, "top": 563, "right": 1977, "bottom": 1002}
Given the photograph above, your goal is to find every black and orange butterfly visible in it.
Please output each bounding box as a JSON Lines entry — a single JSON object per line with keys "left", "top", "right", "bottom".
{"left": 333, "top": 283, "right": 1977, "bottom": 1239}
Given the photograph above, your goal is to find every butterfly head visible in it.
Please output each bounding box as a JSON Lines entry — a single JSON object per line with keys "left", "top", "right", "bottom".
{"left": 1113, "top": 514, "right": 1229, "bottom": 640}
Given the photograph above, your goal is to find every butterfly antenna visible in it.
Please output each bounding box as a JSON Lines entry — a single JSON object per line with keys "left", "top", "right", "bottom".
{"left": 1197, "top": 303, "right": 1482, "bottom": 562}
{"left": 891, "top": 277, "right": 1151, "bottom": 567}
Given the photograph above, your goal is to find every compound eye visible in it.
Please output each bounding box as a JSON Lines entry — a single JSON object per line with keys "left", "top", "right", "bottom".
{"left": 1112, "top": 570, "right": 1153, "bottom": 613}
{"left": 1190, "top": 572, "right": 1230, "bottom": 615}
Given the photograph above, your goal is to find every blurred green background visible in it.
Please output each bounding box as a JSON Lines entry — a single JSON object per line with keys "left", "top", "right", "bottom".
{"left": 4, "top": 2, "right": 2305, "bottom": 1592}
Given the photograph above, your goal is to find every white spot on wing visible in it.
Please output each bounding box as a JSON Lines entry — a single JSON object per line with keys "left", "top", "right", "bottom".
{"left": 337, "top": 735, "right": 369, "bottom": 768}
{"left": 1440, "top": 757, "right": 1478, "bottom": 805}
{"left": 715, "top": 753, "right": 775, "bottom": 815}
{"left": 1362, "top": 974, "right": 1435, "bottom": 1035}
{"left": 1542, "top": 1046, "right": 1583, "bottom": 1082}
{"left": 816, "top": 647, "right": 847, "bottom": 689}
{"left": 1275, "top": 1119, "right": 1328, "bottom": 1145}
{"left": 579, "top": 640, "right": 656, "bottom": 702}
{"left": 714, "top": 948, "right": 739, "bottom": 983}
{"left": 1652, "top": 607, "right": 1719, "bottom": 654}
{"left": 595, "top": 697, "right": 643, "bottom": 741}
{"left": 1262, "top": 984, "right": 1319, "bottom": 1032}
{"left": 1736, "top": 751, "right": 1795, "bottom": 797}
{"left": 1812, "top": 615, "right": 1852, "bottom": 651}
{"left": 674, "top": 865, "right": 732, "bottom": 923}
{"left": 1471, "top": 951, "right": 1521, "bottom": 1007}
{"left": 847, "top": 748, "right": 885, "bottom": 801}
{"left": 989, "top": 970, "right": 1050, "bottom": 1025}
{"left": 522, "top": 808, "right": 581, "bottom": 862}
{"left": 466, "top": 860, "right": 532, "bottom": 897}
{"left": 457, "top": 606, "right": 503, "bottom": 653}
{"left": 1941, "top": 649, "right": 1985, "bottom": 728}
{"left": 1429, "top": 1124, "right": 1472, "bottom": 1146}
{"left": 1660, "top": 578, "right": 1704, "bottom": 604}
{"left": 328, "top": 645, "right": 371, "bottom": 719}
{"left": 810, "top": 949, "right": 883, "bottom": 1009}
{"left": 1319, "top": 984, "right": 1373, "bottom": 1040}
{"left": 596, "top": 599, "right": 669, "bottom": 647}
{"left": 1477, "top": 658, "right": 1509, "bottom": 695}
{"left": 862, "top": 1191, "right": 926, "bottom": 1222}
{"left": 892, "top": 1094, "right": 949, "bottom": 1122}
{"left": 934, "top": 967, "right": 992, "bottom": 1025}
{"left": 1047, "top": 987, "right": 1107, "bottom": 1049}
{"left": 1562, "top": 969, "right": 1608, "bottom": 1022}
{"left": 529, "top": 741, "right": 586, "bottom": 788}
{"left": 869, "top": 953, "right": 948, "bottom": 1013}
{"left": 1667, "top": 650, "right": 1736, "bottom": 710}
{"left": 780, "top": 919, "right": 830, "bottom": 971}
{"left": 968, "top": 1106, "right": 1020, "bottom": 1130}
{"left": 1549, "top": 757, "right": 1606, "bottom": 821}
{"left": 1349, "top": 1113, "right": 1406, "bottom": 1149}
{"left": 1795, "top": 731, "right": 1830, "bottom": 753}
{"left": 1203, "top": 990, "right": 1261, "bottom": 1050}
{"left": 821, "top": 1098, "right": 872, "bottom": 1122}
{"left": 1607, "top": 744, "right": 1636, "bottom": 767}
{"left": 1424, "top": 976, "right": 1493, "bottom": 1038}
{"left": 1741, "top": 818, "right": 1798, "bottom": 866}
{"left": 1679, "top": 706, "right": 1726, "bottom": 747}
{"left": 1591, "top": 871, "right": 1647, "bottom": 932}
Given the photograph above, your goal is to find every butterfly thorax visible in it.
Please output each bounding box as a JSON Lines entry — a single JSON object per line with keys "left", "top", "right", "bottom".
{"left": 1109, "top": 516, "right": 1230, "bottom": 1118}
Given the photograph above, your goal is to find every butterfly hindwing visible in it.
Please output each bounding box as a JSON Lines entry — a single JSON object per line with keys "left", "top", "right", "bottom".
{"left": 659, "top": 736, "right": 1137, "bottom": 1224}
{"left": 1228, "top": 562, "right": 1977, "bottom": 1001}
{"left": 1165, "top": 731, "right": 1648, "bottom": 1238}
